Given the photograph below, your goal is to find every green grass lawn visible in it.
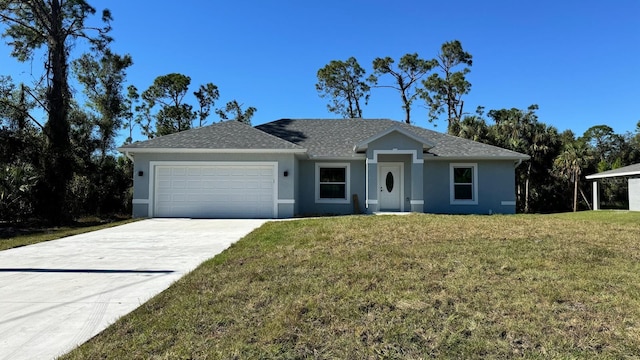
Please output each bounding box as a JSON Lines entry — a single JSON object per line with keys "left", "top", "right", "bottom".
{"left": 0, "top": 218, "right": 138, "bottom": 251}
{"left": 63, "top": 211, "right": 640, "bottom": 359}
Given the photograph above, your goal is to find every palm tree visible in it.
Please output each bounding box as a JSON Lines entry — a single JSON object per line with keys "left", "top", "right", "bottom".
{"left": 553, "top": 141, "right": 593, "bottom": 212}
{"left": 522, "top": 122, "right": 556, "bottom": 213}
{"left": 488, "top": 105, "right": 557, "bottom": 213}
{"left": 456, "top": 115, "right": 488, "bottom": 142}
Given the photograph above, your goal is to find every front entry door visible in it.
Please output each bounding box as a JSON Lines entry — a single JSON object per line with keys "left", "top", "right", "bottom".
{"left": 378, "top": 163, "right": 402, "bottom": 211}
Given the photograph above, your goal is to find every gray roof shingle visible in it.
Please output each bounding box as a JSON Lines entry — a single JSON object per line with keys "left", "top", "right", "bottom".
{"left": 120, "top": 120, "right": 304, "bottom": 151}
{"left": 119, "top": 118, "right": 529, "bottom": 160}
{"left": 256, "top": 119, "right": 529, "bottom": 159}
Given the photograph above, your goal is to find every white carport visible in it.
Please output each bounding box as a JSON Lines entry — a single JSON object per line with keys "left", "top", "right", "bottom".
{"left": 586, "top": 163, "right": 640, "bottom": 211}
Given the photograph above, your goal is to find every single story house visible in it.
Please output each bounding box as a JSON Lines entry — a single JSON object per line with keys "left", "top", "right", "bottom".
{"left": 119, "top": 119, "right": 530, "bottom": 218}
{"left": 586, "top": 163, "right": 640, "bottom": 211}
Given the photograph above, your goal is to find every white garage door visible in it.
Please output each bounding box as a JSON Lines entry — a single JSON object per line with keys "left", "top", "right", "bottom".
{"left": 154, "top": 164, "right": 276, "bottom": 218}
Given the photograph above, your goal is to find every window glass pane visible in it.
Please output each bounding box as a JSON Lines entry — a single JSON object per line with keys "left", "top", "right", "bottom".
{"left": 320, "top": 184, "right": 346, "bottom": 199}
{"left": 454, "top": 167, "right": 472, "bottom": 183}
{"left": 385, "top": 172, "right": 394, "bottom": 192}
{"left": 319, "top": 168, "right": 346, "bottom": 182}
{"left": 454, "top": 184, "right": 473, "bottom": 200}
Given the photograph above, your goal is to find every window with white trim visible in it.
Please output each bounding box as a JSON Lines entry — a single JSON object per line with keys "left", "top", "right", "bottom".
{"left": 450, "top": 163, "right": 478, "bottom": 205}
{"left": 315, "top": 163, "right": 350, "bottom": 203}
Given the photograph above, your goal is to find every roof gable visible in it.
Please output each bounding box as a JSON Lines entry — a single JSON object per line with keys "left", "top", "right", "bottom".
{"left": 353, "top": 125, "right": 435, "bottom": 152}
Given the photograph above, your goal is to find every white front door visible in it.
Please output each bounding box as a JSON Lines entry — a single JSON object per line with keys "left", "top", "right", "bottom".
{"left": 378, "top": 163, "right": 403, "bottom": 211}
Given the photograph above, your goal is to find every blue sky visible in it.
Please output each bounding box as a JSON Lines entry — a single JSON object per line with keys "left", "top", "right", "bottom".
{"left": 2, "top": 0, "right": 639, "bottom": 143}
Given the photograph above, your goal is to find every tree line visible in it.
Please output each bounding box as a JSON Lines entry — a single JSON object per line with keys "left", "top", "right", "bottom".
{"left": 315, "top": 44, "right": 640, "bottom": 213}
{"left": 456, "top": 107, "right": 640, "bottom": 213}
{"left": 0, "top": 1, "right": 256, "bottom": 224}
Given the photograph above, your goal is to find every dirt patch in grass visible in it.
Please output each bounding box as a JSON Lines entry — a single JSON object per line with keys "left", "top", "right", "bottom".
{"left": 63, "top": 212, "right": 640, "bottom": 359}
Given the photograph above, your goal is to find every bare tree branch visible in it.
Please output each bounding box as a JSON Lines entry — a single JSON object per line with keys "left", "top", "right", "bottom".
{"left": 0, "top": 97, "right": 45, "bottom": 130}
{"left": 22, "top": 84, "right": 48, "bottom": 114}
{"left": 0, "top": 11, "right": 42, "bottom": 35}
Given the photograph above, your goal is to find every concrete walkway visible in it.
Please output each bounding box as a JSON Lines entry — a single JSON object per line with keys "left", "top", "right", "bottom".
{"left": 0, "top": 218, "right": 267, "bottom": 360}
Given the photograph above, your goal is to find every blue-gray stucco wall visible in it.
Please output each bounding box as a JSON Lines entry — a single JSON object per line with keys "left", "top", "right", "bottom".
{"left": 297, "top": 160, "right": 366, "bottom": 215}
{"left": 423, "top": 160, "right": 517, "bottom": 214}
{"left": 366, "top": 132, "right": 424, "bottom": 159}
{"left": 129, "top": 151, "right": 518, "bottom": 217}
{"left": 296, "top": 158, "right": 517, "bottom": 216}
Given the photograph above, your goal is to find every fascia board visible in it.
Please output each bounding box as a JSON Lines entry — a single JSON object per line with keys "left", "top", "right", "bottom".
{"left": 586, "top": 170, "right": 640, "bottom": 179}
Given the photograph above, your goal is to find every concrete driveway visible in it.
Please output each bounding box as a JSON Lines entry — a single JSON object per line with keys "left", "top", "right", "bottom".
{"left": 0, "top": 218, "right": 267, "bottom": 360}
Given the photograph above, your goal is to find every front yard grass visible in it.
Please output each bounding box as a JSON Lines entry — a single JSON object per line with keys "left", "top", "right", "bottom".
{"left": 64, "top": 211, "right": 640, "bottom": 359}
{"left": 0, "top": 218, "right": 138, "bottom": 251}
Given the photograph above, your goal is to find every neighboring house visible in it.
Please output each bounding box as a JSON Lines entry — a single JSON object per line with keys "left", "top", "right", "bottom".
{"left": 586, "top": 163, "right": 640, "bottom": 211}
{"left": 119, "top": 119, "right": 529, "bottom": 218}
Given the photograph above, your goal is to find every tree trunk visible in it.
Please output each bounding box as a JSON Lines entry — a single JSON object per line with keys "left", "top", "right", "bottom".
{"left": 42, "top": 0, "right": 72, "bottom": 224}
{"left": 400, "top": 88, "right": 411, "bottom": 124}
{"left": 579, "top": 187, "right": 592, "bottom": 210}
{"left": 404, "top": 105, "right": 410, "bottom": 124}
{"left": 573, "top": 175, "right": 578, "bottom": 212}
{"left": 447, "top": 99, "right": 463, "bottom": 135}
{"left": 17, "top": 84, "right": 27, "bottom": 130}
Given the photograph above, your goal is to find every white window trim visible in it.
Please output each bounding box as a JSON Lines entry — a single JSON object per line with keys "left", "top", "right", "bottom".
{"left": 450, "top": 163, "right": 478, "bottom": 205}
{"left": 315, "top": 163, "right": 350, "bottom": 204}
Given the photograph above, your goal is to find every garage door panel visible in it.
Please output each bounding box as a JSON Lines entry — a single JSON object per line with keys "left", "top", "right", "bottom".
{"left": 244, "top": 182, "right": 259, "bottom": 189}
{"left": 171, "top": 194, "right": 186, "bottom": 202}
{"left": 156, "top": 194, "right": 171, "bottom": 202}
{"left": 187, "top": 167, "right": 201, "bottom": 176}
{"left": 187, "top": 180, "right": 202, "bottom": 189}
{"left": 171, "top": 180, "right": 186, "bottom": 189}
{"left": 157, "top": 180, "right": 172, "bottom": 190}
{"left": 260, "top": 181, "right": 273, "bottom": 189}
{"left": 172, "top": 168, "right": 186, "bottom": 176}
{"left": 200, "top": 168, "right": 217, "bottom": 176}
{"left": 232, "top": 168, "right": 250, "bottom": 176}
{"left": 157, "top": 167, "right": 172, "bottom": 176}
{"left": 154, "top": 164, "right": 275, "bottom": 218}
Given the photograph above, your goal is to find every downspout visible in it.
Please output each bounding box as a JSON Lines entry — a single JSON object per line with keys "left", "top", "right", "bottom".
{"left": 365, "top": 158, "right": 369, "bottom": 209}
{"left": 515, "top": 159, "right": 523, "bottom": 168}
{"left": 124, "top": 150, "right": 134, "bottom": 162}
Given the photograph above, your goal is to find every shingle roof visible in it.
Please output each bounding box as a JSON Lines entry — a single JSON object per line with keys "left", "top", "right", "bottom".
{"left": 256, "top": 119, "right": 529, "bottom": 159}
{"left": 586, "top": 163, "right": 640, "bottom": 179}
{"left": 119, "top": 120, "right": 304, "bottom": 151}
{"left": 119, "top": 118, "right": 529, "bottom": 160}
